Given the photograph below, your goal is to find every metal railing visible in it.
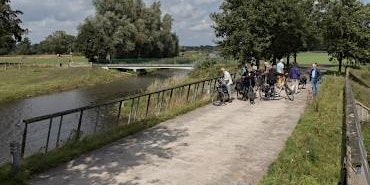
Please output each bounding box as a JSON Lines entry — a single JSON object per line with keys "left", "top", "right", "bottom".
{"left": 356, "top": 101, "right": 370, "bottom": 124}
{"left": 20, "top": 74, "right": 234, "bottom": 158}
{"left": 342, "top": 70, "right": 370, "bottom": 185}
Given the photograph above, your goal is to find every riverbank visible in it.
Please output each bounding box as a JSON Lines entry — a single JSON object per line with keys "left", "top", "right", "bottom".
{"left": 0, "top": 67, "right": 128, "bottom": 104}
{"left": 260, "top": 76, "right": 344, "bottom": 185}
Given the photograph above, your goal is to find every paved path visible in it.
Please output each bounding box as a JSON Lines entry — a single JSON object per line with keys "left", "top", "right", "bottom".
{"left": 31, "top": 90, "right": 308, "bottom": 185}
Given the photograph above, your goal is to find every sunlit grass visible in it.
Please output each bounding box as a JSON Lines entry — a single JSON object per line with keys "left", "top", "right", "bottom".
{"left": 260, "top": 76, "right": 344, "bottom": 185}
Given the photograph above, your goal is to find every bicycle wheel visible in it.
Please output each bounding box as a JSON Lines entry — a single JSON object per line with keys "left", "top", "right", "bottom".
{"left": 285, "top": 84, "right": 294, "bottom": 101}
{"left": 247, "top": 87, "right": 256, "bottom": 104}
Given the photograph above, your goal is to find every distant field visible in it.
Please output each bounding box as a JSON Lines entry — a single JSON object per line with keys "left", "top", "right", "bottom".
{"left": 0, "top": 55, "right": 88, "bottom": 65}
{"left": 292, "top": 52, "right": 334, "bottom": 65}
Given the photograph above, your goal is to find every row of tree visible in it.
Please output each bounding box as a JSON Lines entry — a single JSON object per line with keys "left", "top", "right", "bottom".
{"left": 76, "top": 0, "right": 179, "bottom": 62}
{"left": 1, "top": 0, "right": 179, "bottom": 62}
{"left": 212, "top": 0, "right": 370, "bottom": 71}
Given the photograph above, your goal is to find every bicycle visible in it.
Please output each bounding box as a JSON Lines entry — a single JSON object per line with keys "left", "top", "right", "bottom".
{"left": 236, "top": 73, "right": 256, "bottom": 104}
{"left": 275, "top": 74, "right": 295, "bottom": 101}
{"left": 212, "top": 78, "right": 230, "bottom": 106}
{"left": 259, "top": 74, "right": 294, "bottom": 101}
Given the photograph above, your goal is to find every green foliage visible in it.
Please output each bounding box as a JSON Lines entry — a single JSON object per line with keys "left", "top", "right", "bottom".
{"left": 37, "top": 31, "right": 76, "bottom": 54}
{"left": 76, "top": 0, "right": 179, "bottom": 62}
{"left": 0, "top": 0, "right": 27, "bottom": 55}
{"left": 211, "top": 0, "right": 318, "bottom": 63}
{"left": 260, "top": 76, "right": 344, "bottom": 185}
{"left": 322, "top": 0, "right": 370, "bottom": 72}
{"left": 15, "top": 37, "right": 32, "bottom": 55}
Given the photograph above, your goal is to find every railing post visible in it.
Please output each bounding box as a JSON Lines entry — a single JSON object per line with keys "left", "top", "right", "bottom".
{"left": 201, "top": 81, "right": 205, "bottom": 96}
{"left": 168, "top": 89, "right": 174, "bottom": 109}
{"left": 128, "top": 98, "right": 135, "bottom": 124}
{"left": 76, "top": 110, "right": 84, "bottom": 140}
{"left": 94, "top": 107, "right": 101, "bottom": 133}
{"left": 56, "top": 116, "right": 63, "bottom": 148}
{"left": 21, "top": 122, "right": 28, "bottom": 158}
{"left": 186, "top": 84, "right": 191, "bottom": 102}
{"left": 145, "top": 94, "right": 151, "bottom": 118}
{"left": 134, "top": 97, "right": 141, "bottom": 122}
{"left": 45, "top": 118, "right": 53, "bottom": 153}
{"left": 10, "top": 141, "right": 21, "bottom": 175}
{"left": 116, "top": 101, "right": 123, "bottom": 124}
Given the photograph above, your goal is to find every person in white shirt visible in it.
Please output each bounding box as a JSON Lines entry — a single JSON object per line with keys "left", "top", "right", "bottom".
{"left": 221, "top": 67, "right": 233, "bottom": 101}
{"left": 276, "top": 59, "right": 285, "bottom": 88}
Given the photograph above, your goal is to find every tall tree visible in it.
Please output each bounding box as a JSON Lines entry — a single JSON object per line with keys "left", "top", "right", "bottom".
{"left": 323, "top": 0, "right": 370, "bottom": 72}
{"left": 39, "top": 31, "right": 75, "bottom": 54}
{"left": 77, "top": 0, "right": 179, "bottom": 62}
{"left": 0, "top": 0, "right": 27, "bottom": 54}
{"left": 15, "top": 37, "right": 32, "bottom": 54}
{"left": 211, "top": 0, "right": 312, "bottom": 65}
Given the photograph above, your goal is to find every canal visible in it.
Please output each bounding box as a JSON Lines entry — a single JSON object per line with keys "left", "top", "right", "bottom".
{"left": 0, "top": 69, "right": 188, "bottom": 165}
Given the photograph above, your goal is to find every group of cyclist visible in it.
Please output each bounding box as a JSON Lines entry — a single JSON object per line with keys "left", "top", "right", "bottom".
{"left": 218, "top": 57, "right": 320, "bottom": 104}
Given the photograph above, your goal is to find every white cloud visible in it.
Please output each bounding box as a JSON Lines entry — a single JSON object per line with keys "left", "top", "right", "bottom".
{"left": 12, "top": 0, "right": 222, "bottom": 46}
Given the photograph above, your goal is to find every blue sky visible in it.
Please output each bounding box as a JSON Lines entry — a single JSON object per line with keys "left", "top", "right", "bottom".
{"left": 11, "top": 0, "right": 369, "bottom": 46}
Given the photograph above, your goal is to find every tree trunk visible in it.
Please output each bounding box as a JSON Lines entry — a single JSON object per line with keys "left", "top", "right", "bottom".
{"left": 294, "top": 53, "right": 297, "bottom": 63}
{"left": 286, "top": 55, "right": 290, "bottom": 66}
{"left": 338, "top": 55, "right": 343, "bottom": 73}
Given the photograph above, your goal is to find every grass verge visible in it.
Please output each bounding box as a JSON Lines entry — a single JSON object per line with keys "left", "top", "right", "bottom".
{"left": 0, "top": 98, "right": 211, "bottom": 185}
{"left": 260, "top": 76, "right": 344, "bottom": 185}
{"left": 0, "top": 67, "right": 127, "bottom": 103}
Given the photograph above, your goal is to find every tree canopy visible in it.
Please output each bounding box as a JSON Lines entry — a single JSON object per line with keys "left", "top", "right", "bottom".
{"left": 76, "top": 0, "right": 179, "bottom": 62}
{"left": 212, "top": 0, "right": 370, "bottom": 69}
{"left": 0, "top": 0, "right": 26, "bottom": 54}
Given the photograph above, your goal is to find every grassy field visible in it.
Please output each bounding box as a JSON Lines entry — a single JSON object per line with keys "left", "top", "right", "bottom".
{"left": 0, "top": 55, "right": 88, "bottom": 65}
{"left": 260, "top": 76, "right": 344, "bottom": 185}
{"left": 0, "top": 67, "right": 126, "bottom": 104}
{"left": 292, "top": 52, "right": 334, "bottom": 65}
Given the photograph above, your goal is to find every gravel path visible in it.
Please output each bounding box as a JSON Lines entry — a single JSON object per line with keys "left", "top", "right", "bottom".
{"left": 31, "top": 90, "right": 308, "bottom": 185}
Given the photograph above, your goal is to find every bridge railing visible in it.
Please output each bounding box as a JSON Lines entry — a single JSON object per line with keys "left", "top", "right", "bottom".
{"left": 342, "top": 70, "right": 370, "bottom": 184}
{"left": 20, "top": 74, "right": 235, "bottom": 159}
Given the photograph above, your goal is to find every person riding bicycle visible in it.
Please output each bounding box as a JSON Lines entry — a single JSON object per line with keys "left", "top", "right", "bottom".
{"left": 221, "top": 67, "right": 233, "bottom": 102}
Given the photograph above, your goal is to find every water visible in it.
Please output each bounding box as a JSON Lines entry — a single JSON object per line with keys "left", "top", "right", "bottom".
{"left": 0, "top": 69, "right": 188, "bottom": 164}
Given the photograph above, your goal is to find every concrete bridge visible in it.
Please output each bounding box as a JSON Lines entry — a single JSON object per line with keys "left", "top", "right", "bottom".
{"left": 98, "top": 63, "right": 194, "bottom": 70}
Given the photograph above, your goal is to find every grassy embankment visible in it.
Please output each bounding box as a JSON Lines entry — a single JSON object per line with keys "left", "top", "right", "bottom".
{"left": 0, "top": 67, "right": 127, "bottom": 104}
{"left": 0, "top": 58, "right": 237, "bottom": 185}
{"left": 260, "top": 76, "right": 344, "bottom": 185}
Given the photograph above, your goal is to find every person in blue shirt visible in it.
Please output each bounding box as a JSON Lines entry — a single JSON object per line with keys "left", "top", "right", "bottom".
{"left": 289, "top": 62, "right": 300, "bottom": 93}
{"left": 309, "top": 63, "right": 321, "bottom": 96}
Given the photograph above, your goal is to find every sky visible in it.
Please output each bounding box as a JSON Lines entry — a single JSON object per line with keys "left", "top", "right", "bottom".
{"left": 11, "top": 0, "right": 222, "bottom": 46}
{"left": 11, "top": 0, "right": 370, "bottom": 46}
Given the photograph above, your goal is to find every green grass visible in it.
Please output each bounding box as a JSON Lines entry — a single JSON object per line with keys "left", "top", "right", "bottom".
{"left": 260, "top": 76, "right": 344, "bottom": 185}
{"left": 289, "top": 52, "right": 334, "bottom": 66}
{"left": 352, "top": 81, "right": 370, "bottom": 107}
{"left": 351, "top": 66, "right": 370, "bottom": 87}
{"left": 0, "top": 55, "right": 88, "bottom": 65}
{"left": 0, "top": 97, "right": 211, "bottom": 185}
{"left": 0, "top": 67, "right": 127, "bottom": 103}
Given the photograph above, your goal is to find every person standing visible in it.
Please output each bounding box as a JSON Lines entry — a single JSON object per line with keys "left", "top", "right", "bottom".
{"left": 289, "top": 62, "right": 300, "bottom": 93}
{"left": 221, "top": 67, "right": 233, "bottom": 102}
{"left": 309, "top": 63, "right": 321, "bottom": 96}
{"left": 276, "top": 59, "right": 285, "bottom": 88}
